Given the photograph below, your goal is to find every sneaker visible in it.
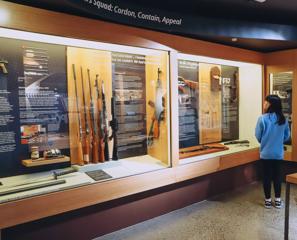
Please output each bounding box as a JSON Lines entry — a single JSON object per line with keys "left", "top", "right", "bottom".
{"left": 264, "top": 199, "right": 272, "bottom": 209}
{"left": 275, "top": 199, "right": 283, "bottom": 209}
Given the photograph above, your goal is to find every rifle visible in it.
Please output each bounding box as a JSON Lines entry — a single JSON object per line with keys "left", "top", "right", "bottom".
{"left": 0, "top": 59, "right": 8, "bottom": 74}
{"left": 109, "top": 96, "right": 118, "bottom": 160}
{"left": 178, "top": 76, "right": 198, "bottom": 90}
{"left": 223, "top": 140, "right": 250, "bottom": 145}
{"left": 80, "top": 67, "right": 90, "bottom": 164}
{"left": 0, "top": 167, "right": 77, "bottom": 196}
{"left": 180, "top": 144, "right": 227, "bottom": 154}
{"left": 72, "top": 64, "right": 84, "bottom": 165}
{"left": 87, "top": 69, "right": 99, "bottom": 163}
{"left": 148, "top": 68, "right": 165, "bottom": 146}
{"left": 101, "top": 81, "right": 110, "bottom": 161}
{"left": 95, "top": 75, "right": 105, "bottom": 162}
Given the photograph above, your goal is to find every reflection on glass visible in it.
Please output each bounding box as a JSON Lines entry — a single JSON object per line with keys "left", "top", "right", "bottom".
{"left": 178, "top": 59, "right": 241, "bottom": 160}
{"left": 0, "top": 34, "right": 169, "bottom": 204}
{"left": 270, "top": 72, "right": 292, "bottom": 145}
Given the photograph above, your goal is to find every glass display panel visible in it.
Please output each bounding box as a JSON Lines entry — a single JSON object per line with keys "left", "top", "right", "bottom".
{"left": 270, "top": 72, "right": 292, "bottom": 145}
{"left": 0, "top": 29, "right": 169, "bottom": 203}
{"left": 178, "top": 54, "right": 262, "bottom": 163}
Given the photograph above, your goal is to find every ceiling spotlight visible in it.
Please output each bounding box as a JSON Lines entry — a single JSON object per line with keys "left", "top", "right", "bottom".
{"left": 231, "top": 38, "right": 238, "bottom": 42}
{"left": 0, "top": 8, "right": 10, "bottom": 24}
{"left": 253, "top": 0, "right": 266, "bottom": 3}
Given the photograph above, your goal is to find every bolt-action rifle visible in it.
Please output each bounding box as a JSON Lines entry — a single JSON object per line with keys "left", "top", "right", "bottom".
{"left": 101, "top": 81, "right": 110, "bottom": 161}
{"left": 87, "top": 69, "right": 99, "bottom": 163}
{"left": 80, "top": 67, "right": 90, "bottom": 164}
{"left": 95, "top": 75, "right": 105, "bottom": 162}
{"left": 72, "top": 64, "right": 84, "bottom": 165}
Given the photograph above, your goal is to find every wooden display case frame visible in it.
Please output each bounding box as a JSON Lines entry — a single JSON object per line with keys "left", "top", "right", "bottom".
{"left": 0, "top": 1, "right": 292, "bottom": 230}
{"left": 264, "top": 50, "right": 297, "bottom": 162}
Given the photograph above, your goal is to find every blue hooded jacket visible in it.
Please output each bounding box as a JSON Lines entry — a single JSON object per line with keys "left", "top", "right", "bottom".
{"left": 255, "top": 113, "right": 290, "bottom": 160}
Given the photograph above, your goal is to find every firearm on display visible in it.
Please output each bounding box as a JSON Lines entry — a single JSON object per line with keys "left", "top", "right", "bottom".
{"left": 148, "top": 68, "right": 165, "bottom": 146}
{"left": 0, "top": 168, "right": 77, "bottom": 196}
{"left": 72, "top": 64, "right": 84, "bottom": 165}
{"left": 95, "top": 75, "right": 105, "bottom": 162}
{"left": 101, "top": 80, "right": 110, "bottom": 161}
{"left": 109, "top": 96, "right": 118, "bottom": 160}
{"left": 178, "top": 76, "right": 198, "bottom": 90}
{"left": 223, "top": 140, "right": 250, "bottom": 145}
{"left": 87, "top": 69, "right": 99, "bottom": 163}
{"left": 180, "top": 144, "right": 227, "bottom": 154}
{"left": 0, "top": 59, "right": 8, "bottom": 74}
{"left": 81, "top": 67, "right": 91, "bottom": 164}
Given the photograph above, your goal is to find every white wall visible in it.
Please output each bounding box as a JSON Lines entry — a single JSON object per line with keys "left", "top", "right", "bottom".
{"left": 239, "top": 64, "right": 262, "bottom": 144}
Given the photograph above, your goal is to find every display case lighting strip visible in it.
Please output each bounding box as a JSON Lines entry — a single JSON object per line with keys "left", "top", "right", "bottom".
{"left": 178, "top": 53, "right": 261, "bottom": 67}
{"left": 0, "top": 27, "right": 163, "bottom": 56}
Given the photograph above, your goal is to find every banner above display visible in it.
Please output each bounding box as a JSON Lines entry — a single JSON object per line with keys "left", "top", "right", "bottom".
{"left": 6, "top": 0, "right": 297, "bottom": 41}
{"left": 80, "top": 0, "right": 182, "bottom": 26}
{"left": 64, "top": 0, "right": 297, "bottom": 41}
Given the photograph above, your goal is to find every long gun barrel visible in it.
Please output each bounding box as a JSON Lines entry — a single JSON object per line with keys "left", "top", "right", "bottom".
{"left": 110, "top": 96, "right": 118, "bottom": 160}
{"left": 101, "top": 81, "right": 110, "bottom": 161}
{"left": 80, "top": 66, "right": 90, "bottom": 164}
{"left": 87, "top": 69, "right": 99, "bottom": 163}
{"left": 72, "top": 64, "right": 84, "bottom": 165}
{"left": 95, "top": 76, "right": 105, "bottom": 162}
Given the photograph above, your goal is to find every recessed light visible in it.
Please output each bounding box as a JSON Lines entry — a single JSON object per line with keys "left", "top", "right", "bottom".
{"left": 254, "top": 0, "right": 266, "bottom": 3}
{"left": 0, "top": 9, "right": 10, "bottom": 24}
{"left": 231, "top": 38, "right": 238, "bottom": 42}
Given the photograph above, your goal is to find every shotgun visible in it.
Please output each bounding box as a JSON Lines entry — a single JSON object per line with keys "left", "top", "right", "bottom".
{"left": 101, "top": 81, "right": 110, "bottom": 161}
{"left": 109, "top": 96, "right": 118, "bottom": 160}
{"left": 72, "top": 64, "right": 84, "bottom": 165}
{"left": 87, "top": 69, "right": 99, "bottom": 163}
{"left": 95, "top": 75, "right": 105, "bottom": 162}
{"left": 80, "top": 67, "right": 91, "bottom": 164}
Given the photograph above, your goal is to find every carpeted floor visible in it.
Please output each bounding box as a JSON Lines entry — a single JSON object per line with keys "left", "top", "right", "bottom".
{"left": 95, "top": 182, "right": 297, "bottom": 240}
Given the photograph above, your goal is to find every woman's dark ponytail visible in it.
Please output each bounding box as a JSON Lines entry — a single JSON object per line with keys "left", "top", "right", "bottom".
{"left": 265, "top": 95, "right": 286, "bottom": 125}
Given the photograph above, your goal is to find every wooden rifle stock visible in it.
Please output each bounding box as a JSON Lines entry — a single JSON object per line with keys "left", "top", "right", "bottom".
{"left": 72, "top": 64, "right": 84, "bottom": 165}
{"left": 0, "top": 63, "right": 8, "bottom": 74}
{"left": 80, "top": 67, "right": 90, "bottom": 164}
{"left": 95, "top": 76, "right": 105, "bottom": 162}
{"left": 87, "top": 69, "right": 99, "bottom": 163}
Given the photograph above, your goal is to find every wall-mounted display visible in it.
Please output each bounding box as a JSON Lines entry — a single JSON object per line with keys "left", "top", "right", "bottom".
{"left": 270, "top": 72, "right": 292, "bottom": 145}
{"left": 0, "top": 29, "right": 169, "bottom": 203}
{"left": 0, "top": 37, "right": 69, "bottom": 178}
{"left": 178, "top": 54, "right": 262, "bottom": 163}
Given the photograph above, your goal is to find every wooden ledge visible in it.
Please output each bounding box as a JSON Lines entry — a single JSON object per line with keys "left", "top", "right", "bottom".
{"left": 0, "top": 148, "right": 259, "bottom": 229}
{"left": 286, "top": 173, "right": 297, "bottom": 185}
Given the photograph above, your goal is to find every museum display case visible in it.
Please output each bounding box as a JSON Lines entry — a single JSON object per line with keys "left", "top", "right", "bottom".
{"left": 0, "top": 28, "right": 170, "bottom": 203}
{"left": 0, "top": 2, "right": 270, "bottom": 231}
{"left": 177, "top": 53, "right": 263, "bottom": 164}
{"left": 269, "top": 71, "right": 292, "bottom": 145}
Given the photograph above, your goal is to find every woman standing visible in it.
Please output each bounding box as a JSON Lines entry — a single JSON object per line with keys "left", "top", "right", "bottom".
{"left": 255, "top": 95, "right": 290, "bottom": 208}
